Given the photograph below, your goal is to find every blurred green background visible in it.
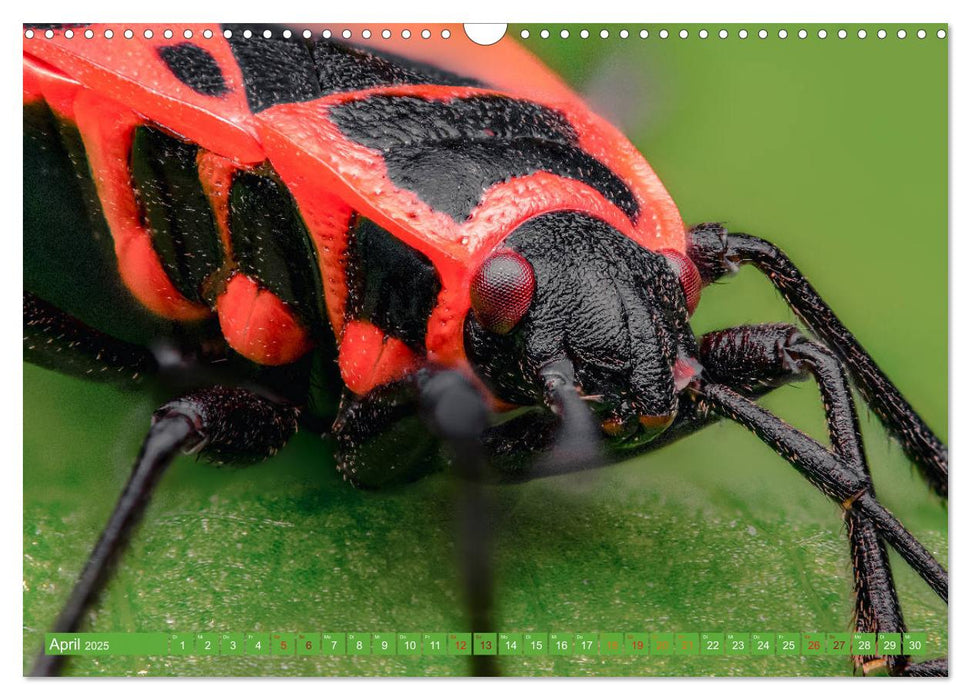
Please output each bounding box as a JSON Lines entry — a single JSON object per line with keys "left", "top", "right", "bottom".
{"left": 23, "top": 24, "right": 947, "bottom": 676}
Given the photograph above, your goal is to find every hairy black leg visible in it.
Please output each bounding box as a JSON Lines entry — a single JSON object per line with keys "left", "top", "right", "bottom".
{"left": 687, "top": 224, "right": 947, "bottom": 497}
{"left": 333, "top": 370, "right": 498, "bottom": 676}
{"left": 700, "top": 324, "right": 919, "bottom": 675}
{"left": 24, "top": 291, "right": 158, "bottom": 387}
{"left": 696, "top": 382, "right": 946, "bottom": 600}
{"left": 31, "top": 386, "right": 298, "bottom": 677}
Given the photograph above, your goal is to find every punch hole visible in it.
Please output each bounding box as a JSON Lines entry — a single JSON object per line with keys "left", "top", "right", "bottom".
{"left": 798, "top": 29, "right": 808, "bottom": 39}
{"left": 464, "top": 24, "right": 506, "bottom": 45}
{"left": 104, "top": 29, "right": 114, "bottom": 39}
{"left": 183, "top": 29, "right": 193, "bottom": 39}
{"left": 778, "top": 29, "right": 788, "bottom": 39}
{"left": 699, "top": 29, "right": 709, "bottom": 39}
{"left": 758, "top": 29, "right": 767, "bottom": 39}
{"left": 679, "top": 29, "right": 688, "bottom": 39}
{"left": 817, "top": 29, "right": 827, "bottom": 39}
{"left": 640, "top": 29, "right": 649, "bottom": 39}
{"left": 342, "top": 29, "right": 352, "bottom": 39}
{"left": 659, "top": 29, "right": 669, "bottom": 39}
{"left": 877, "top": 29, "right": 887, "bottom": 39}
{"left": 263, "top": 29, "right": 272, "bottom": 39}
{"left": 620, "top": 29, "right": 629, "bottom": 39}
{"left": 402, "top": 29, "right": 411, "bottom": 39}
{"left": 560, "top": 29, "right": 570, "bottom": 39}
{"left": 858, "top": 29, "right": 867, "bottom": 39}
{"left": 65, "top": 29, "right": 75, "bottom": 39}
{"left": 363, "top": 29, "right": 373, "bottom": 39}
{"left": 738, "top": 29, "right": 747, "bottom": 39}
{"left": 540, "top": 29, "right": 550, "bottom": 39}
{"left": 146, "top": 29, "right": 155, "bottom": 39}
{"left": 917, "top": 29, "right": 926, "bottom": 39}
{"left": 583, "top": 29, "right": 592, "bottom": 39}
{"left": 838, "top": 29, "right": 847, "bottom": 39}
{"left": 441, "top": 29, "right": 451, "bottom": 39}
{"left": 600, "top": 29, "right": 609, "bottom": 39}
{"left": 322, "top": 29, "right": 332, "bottom": 39}
{"left": 85, "top": 29, "right": 94, "bottom": 39}
{"left": 24, "top": 29, "right": 34, "bottom": 39}
{"left": 302, "top": 29, "right": 312, "bottom": 39}
{"left": 242, "top": 29, "right": 252, "bottom": 39}
{"left": 222, "top": 29, "right": 231, "bottom": 39}
{"left": 897, "top": 29, "right": 907, "bottom": 39}
{"left": 520, "top": 29, "right": 529, "bottom": 39}
{"left": 938, "top": 29, "right": 947, "bottom": 38}
{"left": 718, "top": 29, "right": 728, "bottom": 39}
{"left": 164, "top": 29, "right": 173, "bottom": 39}
{"left": 44, "top": 29, "right": 54, "bottom": 39}
{"left": 282, "top": 29, "right": 291, "bottom": 39}
{"left": 421, "top": 29, "right": 430, "bottom": 39}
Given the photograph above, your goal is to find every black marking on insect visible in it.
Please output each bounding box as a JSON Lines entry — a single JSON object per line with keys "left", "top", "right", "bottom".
{"left": 157, "top": 43, "right": 231, "bottom": 97}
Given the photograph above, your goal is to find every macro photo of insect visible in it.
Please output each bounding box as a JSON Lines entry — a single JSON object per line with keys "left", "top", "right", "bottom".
{"left": 23, "top": 22, "right": 947, "bottom": 677}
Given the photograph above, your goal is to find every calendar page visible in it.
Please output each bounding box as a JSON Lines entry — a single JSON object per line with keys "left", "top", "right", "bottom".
{"left": 22, "top": 18, "right": 948, "bottom": 678}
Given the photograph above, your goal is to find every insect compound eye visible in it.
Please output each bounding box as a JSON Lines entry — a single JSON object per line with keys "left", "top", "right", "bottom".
{"left": 469, "top": 249, "right": 536, "bottom": 335}
{"left": 660, "top": 248, "right": 703, "bottom": 315}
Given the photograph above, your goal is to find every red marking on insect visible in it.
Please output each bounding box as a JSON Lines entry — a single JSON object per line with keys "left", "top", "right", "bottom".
{"left": 216, "top": 274, "right": 312, "bottom": 366}
{"left": 661, "top": 248, "right": 703, "bottom": 315}
{"left": 339, "top": 320, "right": 421, "bottom": 395}
{"left": 469, "top": 249, "right": 536, "bottom": 335}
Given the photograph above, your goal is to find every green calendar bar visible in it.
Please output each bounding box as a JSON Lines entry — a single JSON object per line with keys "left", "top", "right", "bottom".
{"left": 347, "top": 633, "right": 370, "bottom": 655}
{"left": 523, "top": 632, "right": 547, "bottom": 656}
{"left": 904, "top": 633, "right": 929, "bottom": 655}
{"left": 44, "top": 633, "right": 168, "bottom": 656}
{"left": 272, "top": 633, "right": 295, "bottom": 656}
{"left": 221, "top": 633, "right": 244, "bottom": 656}
{"left": 751, "top": 633, "right": 773, "bottom": 656}
{"left": 601, "top": 633, "right": 624, "bottom": 656}
{"left": 878, "top": 633, "right": 902, "bottom": 656}
{"left": 626, "top": 633, "right": 650, "bottom": 656}
{"left": 196, "top": 633, "right": 219, "bottom": 655}
{"left": 474, "top": 633, "right": 497, "bottom": 655}
{"left": 651, "top": 632, "right": 674, "bottom": 656}
{"left": 499, "top": 633, "right": 522, "bottom": 655}
{"left": 321, "top": 633, "right": 346, "bottom": 655}
{"left": 700, "top": 633, "right": 724, "bottom": 656}
{"left": 549, "top": 632, "right": 572, "bottom": 655}
{"left": 423, "top": 633, "right": 447, "bottom": 656}
{"left": 41, "top": 631, "right": 937, "bottom": 656}
{"left": 852, "top": 632, "right": 876, "bottom": 656}
{"left": 448, "top": 633, "right": 472, "bottom": 656}
{"left": 675, "top": 632, "right": 699, "bottom": 655}
{"left": 398, "top": 633, "right": 421, "bottom": 656}
{"left": 803, "top": 633, "right": 826, "bottom": 656}
{"left": 245, "top": 633, "right": 270, "bottom": 656}
{"left": 825, "top": 633, "right": 851, "bottom": 656}
{"left": 726, "top": 633, "right": 750, "bottom": 656}
{"left": 298, "top": 632, "right": 321, "bottom": 655}
{"left": 574, "top": 633, "right": 598, "bottom": 655}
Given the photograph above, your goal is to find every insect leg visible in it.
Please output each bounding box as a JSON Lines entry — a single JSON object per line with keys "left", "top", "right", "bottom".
{"left": 699, "top": 323, "right": 939, "bottom": 675}
{"left": 24, "top": 291, "right": 158, "bottom": 387}
{"left": 31, "top": 386, "right": 298, "bottom": 676}
{"left": 696, "top": 374, "right": 946, "bottom": 673}
{"left": 687, "top": 224, "right": 947, "bottom": 497}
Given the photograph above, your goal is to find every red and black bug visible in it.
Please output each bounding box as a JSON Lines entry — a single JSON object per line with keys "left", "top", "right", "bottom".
{"left": 23, "top": 24, "right": 947, "bottom": 676}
